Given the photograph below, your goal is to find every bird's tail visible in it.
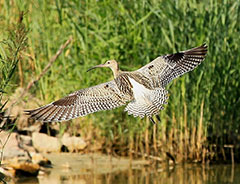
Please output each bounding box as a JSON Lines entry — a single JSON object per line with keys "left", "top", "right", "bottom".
{"left": 124, "top": 88, "right": 168, "bottom": 118}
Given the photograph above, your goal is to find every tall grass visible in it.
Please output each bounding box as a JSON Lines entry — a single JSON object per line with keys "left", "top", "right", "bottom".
{"left": 0, "top": 11, "right": 28, "bottom": 183}
{"left": 1, "top": 0, "right": 239, "bottom": 162}
{"left": 0, "top": 11, "right": 28, "bottom": 122}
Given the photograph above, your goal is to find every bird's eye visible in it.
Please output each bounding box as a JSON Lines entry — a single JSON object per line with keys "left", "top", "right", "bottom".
{"left": 107, "top": 61, "right": 110, "bottom": 64}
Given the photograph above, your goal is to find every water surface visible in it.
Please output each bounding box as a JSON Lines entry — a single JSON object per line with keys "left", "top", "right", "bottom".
{"left": 13, "top": 153, "right": 240, "bottom": 184}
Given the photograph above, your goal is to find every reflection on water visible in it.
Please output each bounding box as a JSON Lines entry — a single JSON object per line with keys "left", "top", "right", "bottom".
{"left": 13, "top": 154, "right": 240, "bottom": 184}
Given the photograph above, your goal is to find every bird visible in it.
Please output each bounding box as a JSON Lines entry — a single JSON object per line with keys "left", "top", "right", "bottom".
{"left": 25, "top": 44, "right": 207, "bottom": 124}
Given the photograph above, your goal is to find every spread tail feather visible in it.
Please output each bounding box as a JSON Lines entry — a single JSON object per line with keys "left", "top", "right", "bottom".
{"left": 124, "top": 88, "right": 168, "bottom": 118}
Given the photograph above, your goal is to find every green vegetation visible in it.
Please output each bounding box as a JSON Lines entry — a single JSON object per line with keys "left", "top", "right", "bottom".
{"left": 0, "top": 12, "right": 28, "bottom": 107}
{"left": 0, "top": 12, "right": 28, "bottom": 183}
{"left": 0, "top": 0, "right": 239, "bottom": 163}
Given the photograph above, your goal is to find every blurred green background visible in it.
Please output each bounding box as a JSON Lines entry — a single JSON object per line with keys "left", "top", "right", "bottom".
{"left": 0, "top": 0, "right": 240, "bottom": 162}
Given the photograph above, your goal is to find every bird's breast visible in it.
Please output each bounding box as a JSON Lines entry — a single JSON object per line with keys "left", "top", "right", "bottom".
{"left": 128, "top": 77, "right": 152, "bottom": 100}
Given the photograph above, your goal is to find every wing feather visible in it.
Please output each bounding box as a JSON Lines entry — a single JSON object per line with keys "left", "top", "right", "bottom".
{"left": 25, "top": 80, "right": 132, "bottom": 122}
{"left": 137, "top": 44, "right": 208, "bottom": 87}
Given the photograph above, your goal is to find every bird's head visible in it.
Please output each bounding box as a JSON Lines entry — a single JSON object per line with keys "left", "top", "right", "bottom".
{"left": 105, "top": 59, "right": 118, "bottom": 67}
{"left": 87, "top": 60, "right": 119, "bottom": 77}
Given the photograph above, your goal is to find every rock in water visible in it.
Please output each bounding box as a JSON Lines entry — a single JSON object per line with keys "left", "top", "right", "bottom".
{"left": 61, "top": 133, "right": 87, "bottom": 152}
{"left": 30, "top": 152, "right": 51, "bottom": 166}
{"left": 0, "top": 131, "right": 28, "bottom": 158}
{"left": 7, "top": 157, "right": 40, "bottom": 176}
{"left": 32, "top": 132, "right": 62, "bottom": 153}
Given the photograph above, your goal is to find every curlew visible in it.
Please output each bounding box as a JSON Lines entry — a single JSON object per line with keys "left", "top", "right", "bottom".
{"left": 25, "top": 44, "right": 207, "bottom": 123}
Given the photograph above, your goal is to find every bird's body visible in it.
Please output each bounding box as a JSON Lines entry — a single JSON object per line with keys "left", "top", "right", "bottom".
{"left": 26, "top": 44, "right": 207, "bottom": 123}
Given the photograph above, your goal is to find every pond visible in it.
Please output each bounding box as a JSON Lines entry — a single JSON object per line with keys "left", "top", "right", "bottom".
{"left": 12, "top": 153, "right": 240, "bottom": 184}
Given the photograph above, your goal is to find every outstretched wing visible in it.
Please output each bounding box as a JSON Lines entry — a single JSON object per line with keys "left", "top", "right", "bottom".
{"left": 25, "top": 80, "right": 132, "bottom": 122}
{"left": 137, "top": 44, "right": 208, "bottom": 87}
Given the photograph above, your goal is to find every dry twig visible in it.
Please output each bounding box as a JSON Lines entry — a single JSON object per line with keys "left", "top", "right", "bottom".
{"left": 11, "top": 36, "right": 73, "bottom": 107}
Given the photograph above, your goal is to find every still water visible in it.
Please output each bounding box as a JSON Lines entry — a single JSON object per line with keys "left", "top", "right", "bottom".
{"left": 13, "top": 153, "right": 240, "bottom": 184}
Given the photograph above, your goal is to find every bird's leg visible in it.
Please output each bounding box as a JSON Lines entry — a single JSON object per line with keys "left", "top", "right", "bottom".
{"left": 156, "top": 115, "right": 161, "bottom": 123}
{"left": 149, "top": 117, "right": 156, "bottom": 124}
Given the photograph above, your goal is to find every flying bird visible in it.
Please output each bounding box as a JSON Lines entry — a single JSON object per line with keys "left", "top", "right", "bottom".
{"left": 25, "top": 44, "right": 207, "bottom": 123}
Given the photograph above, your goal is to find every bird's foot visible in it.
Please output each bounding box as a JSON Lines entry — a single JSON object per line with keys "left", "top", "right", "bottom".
{"left": 149, "top": 115, "right": 161, "bottom": 124}
{"left": 149, "top": 117, "right": 156, "bottom": 124}
{"left": 156, "top": 115, "right": 161, "bottom": 123}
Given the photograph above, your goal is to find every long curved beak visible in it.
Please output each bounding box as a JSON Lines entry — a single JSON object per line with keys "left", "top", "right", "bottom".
{"left": 87, "top": 64, "right": 105, "bottom": 72}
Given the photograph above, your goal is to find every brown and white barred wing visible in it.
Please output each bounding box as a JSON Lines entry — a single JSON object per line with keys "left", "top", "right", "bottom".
{"left": 137, "top": 44, "right": 208, "bottom": 87}
{"left": 25, "top": 80, "right": 132, "bottom": 122}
